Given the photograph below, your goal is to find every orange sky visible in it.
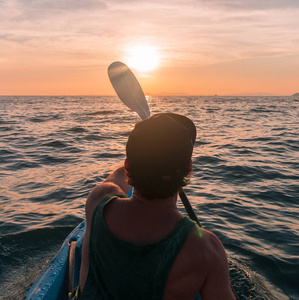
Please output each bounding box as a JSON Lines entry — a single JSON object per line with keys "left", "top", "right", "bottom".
{"left": 1, "top": 1, "right": 299, "bottom": 96}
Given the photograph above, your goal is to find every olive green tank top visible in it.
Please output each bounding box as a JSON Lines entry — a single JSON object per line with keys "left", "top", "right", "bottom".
{"left": 80, "top": 195, "right": 196, "bottom": 300}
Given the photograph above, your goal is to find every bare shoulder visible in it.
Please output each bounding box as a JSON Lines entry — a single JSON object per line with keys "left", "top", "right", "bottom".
{"left": 188, "top": 226, "right": 223, "bottom": 248}
{"left": 85, "top": 182, "right": 127, "bottom": 223}
{"left": 189, "top": 227, "right": 235, "bottom": 299}
{"left": 186, "top": 226, "right": 228, "bottom": 267}
{"left": 199, "top": 228, "right": 227, "bottom": 259}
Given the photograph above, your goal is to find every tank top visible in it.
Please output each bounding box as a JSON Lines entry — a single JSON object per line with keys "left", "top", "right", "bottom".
{"left": 79, "top": 195, "right": 196, "bottom": 300}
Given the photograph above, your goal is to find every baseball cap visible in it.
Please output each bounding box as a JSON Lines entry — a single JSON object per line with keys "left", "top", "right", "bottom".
{"left": 126, "top": 113, "right": 196, "bottom": 178}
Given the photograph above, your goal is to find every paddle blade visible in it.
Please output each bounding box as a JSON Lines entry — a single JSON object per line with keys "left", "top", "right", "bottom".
{"left": 108, "top": 61, "right": 150, "bottom": 120}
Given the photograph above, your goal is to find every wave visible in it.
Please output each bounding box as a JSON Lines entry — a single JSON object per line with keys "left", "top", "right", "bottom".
{"left": 87, "top": 110, "right": 117, "bottom": 116}
{"left": 0, "top": 225, "right": 77, "bottom": 299}
{"left": 42, "top": 140, "right": 68, "bottom": 148}
{"left": 225, "top": 243, "right": 298, "bottom": 300}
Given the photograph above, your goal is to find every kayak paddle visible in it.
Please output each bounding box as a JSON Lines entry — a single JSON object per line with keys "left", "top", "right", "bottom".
{"left": 108, "top": 61, "right": 201, "bottom": 227}
{"left": 108, "top": 61, "right": 150, "bottom": 120}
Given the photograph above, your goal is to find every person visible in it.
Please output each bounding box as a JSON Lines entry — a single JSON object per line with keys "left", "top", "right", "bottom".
{"left": 78, "top": 113, "right": 236, "bottom": 299}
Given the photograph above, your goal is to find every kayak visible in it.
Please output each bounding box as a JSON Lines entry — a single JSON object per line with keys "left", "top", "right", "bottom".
{"left": 26, "top": 220, "right": 86, "bottom": 300}
{"left": 26, "top": 191, "right": 201, "bottom": 299}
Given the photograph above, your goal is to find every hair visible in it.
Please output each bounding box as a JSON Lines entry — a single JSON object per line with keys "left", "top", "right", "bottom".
{"left": 125, "top": 113, "right": 196, "bottom": 199}
{"left": 126, "top": 166, "right": 191, "bottom": 199}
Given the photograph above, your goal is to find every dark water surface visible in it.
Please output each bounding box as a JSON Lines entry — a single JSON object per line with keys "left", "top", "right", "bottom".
{"left": 0, "top": 96, "right": 298, "bottom": 299}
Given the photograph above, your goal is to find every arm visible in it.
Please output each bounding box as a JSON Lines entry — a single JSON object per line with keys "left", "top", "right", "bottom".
{"left": 79, "top": 164, "right": 130, "bottom": 290}
{"left": 200, "top": 232, "right": 236, "bottom": 300}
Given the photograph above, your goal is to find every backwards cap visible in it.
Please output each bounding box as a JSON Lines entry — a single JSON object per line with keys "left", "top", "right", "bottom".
{"left": 126, "top": 113, "right": 196, "bottom": 178}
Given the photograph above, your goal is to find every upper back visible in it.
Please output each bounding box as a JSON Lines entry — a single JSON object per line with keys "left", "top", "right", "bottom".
{"left": 103, "top": 196, "right": 225, "bottom": 299}
{"left": 81, "top": 195, "right": 198, "bottom": 299}
{"left": 86, "top": 194, "right": 235, "bottom": 300}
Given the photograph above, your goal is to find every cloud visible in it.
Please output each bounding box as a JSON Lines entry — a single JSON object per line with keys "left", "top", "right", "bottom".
{"left": 0, "top": 0, "right": 107, "bottom": 29}
{"left": 196, "top": 0, "right": 299, "bottom": 10}
{"left": 1, "top": 0, "right": 299, "bottom": 73}
{"left": 0, "top": 0, "right": 110, "bottom": 49}
{"left": 18, "top": 0, "right": 107, "bottom": 13}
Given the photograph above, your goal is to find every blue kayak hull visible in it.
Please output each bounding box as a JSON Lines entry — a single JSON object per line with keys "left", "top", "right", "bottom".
{"left": 26, "top": 221, "right": 86, "bottom": 300}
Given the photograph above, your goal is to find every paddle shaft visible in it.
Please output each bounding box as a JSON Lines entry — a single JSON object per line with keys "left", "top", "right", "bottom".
{"left": 179, "top": 191, "right": 201, "bottom": 226}
{"left": 108, "top": 62, "right": 201, "bottom": 227}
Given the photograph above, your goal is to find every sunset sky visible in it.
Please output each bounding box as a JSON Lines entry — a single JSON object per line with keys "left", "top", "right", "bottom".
{"left": 1, "top": 0, "right": 299, "bottom": 96}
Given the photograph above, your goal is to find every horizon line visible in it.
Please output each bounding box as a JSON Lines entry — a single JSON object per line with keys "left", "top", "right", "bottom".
{"left": 0, "top": 93, "right": 295, "bottom": 97}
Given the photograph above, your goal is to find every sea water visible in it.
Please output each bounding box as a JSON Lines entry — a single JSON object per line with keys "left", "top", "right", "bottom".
{"left": 0, "top": 96, "right": 298, "bottom": 299}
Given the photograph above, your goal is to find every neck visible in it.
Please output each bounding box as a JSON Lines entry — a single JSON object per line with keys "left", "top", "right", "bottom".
{"left": 131, "top": 189, "right": 178, "bottom": 210}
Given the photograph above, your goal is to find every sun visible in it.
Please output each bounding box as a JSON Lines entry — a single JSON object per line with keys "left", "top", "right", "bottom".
{"left": 125, "top": 46, "right": 160, "bottom": 72}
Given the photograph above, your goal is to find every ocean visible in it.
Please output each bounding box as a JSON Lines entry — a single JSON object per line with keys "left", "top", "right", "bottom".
{"left": 0, "top": 95, "right": 298, "bottom": 299}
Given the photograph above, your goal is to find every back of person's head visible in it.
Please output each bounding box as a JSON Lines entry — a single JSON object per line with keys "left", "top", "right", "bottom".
{"left": 126, "top": 113, "right": 196, "bottom": 199}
